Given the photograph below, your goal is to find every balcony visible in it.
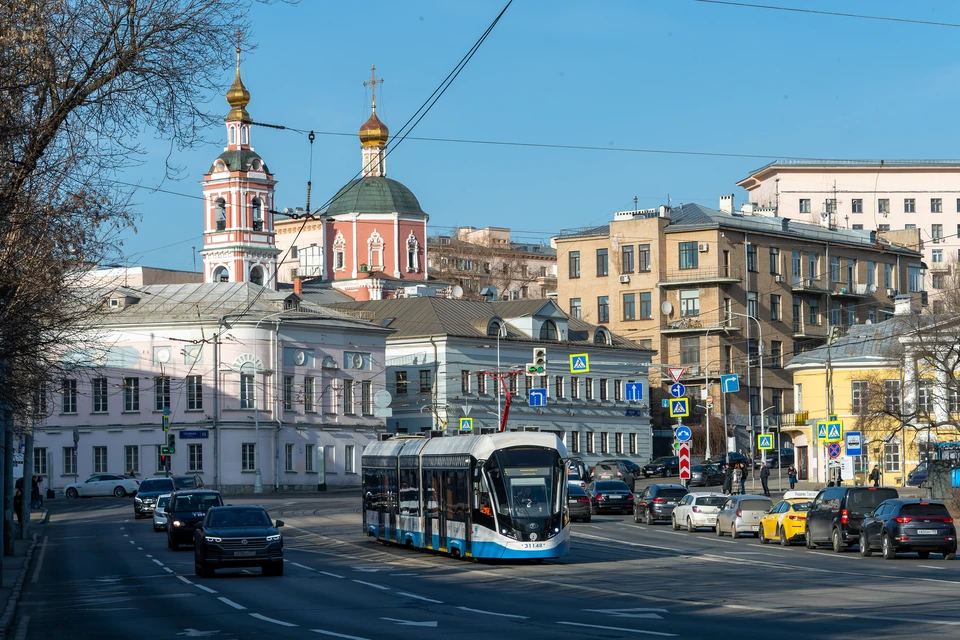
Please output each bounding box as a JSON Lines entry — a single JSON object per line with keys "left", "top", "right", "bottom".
{"left": 790, "top": 277, "right": 830, "bottom": 294}
{"left": 832, "top": 282, "right": 871, "bottom": 298}
{"left": 929, "top": 262, "right": 950, "bottom": 274}
{"left": 779, "top": 412, "right": 810, "bottom": 428}
{"left": 658, "top": 266, "right": 742, "bottom": 288}
{"left": 792, "top": 321, "right": 827, "bottom": 339}
{"left": 661, "top": 318, "right": 743, "bottom": 335}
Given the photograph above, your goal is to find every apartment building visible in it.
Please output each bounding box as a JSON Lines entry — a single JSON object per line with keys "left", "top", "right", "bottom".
{"left": 554, "top": 201, "right": 925, "bottom": 437}
{"left": 737, "top": 160, "right": 960, "bottom": 310}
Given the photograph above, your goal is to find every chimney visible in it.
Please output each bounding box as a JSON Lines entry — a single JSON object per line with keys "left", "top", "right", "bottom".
{"left": 719, "top": 194, "right": 735, "bottom": 214}
{"left": 293, "top": 276, "right": 303, "bottom": 295}
{"left": 781, "top": 218, "right": 790, "bottom": 232}
{"left": 894, "top": 294, "right": 914, "bottom": 316}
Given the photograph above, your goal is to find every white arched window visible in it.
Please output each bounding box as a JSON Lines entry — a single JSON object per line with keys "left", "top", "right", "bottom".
{"left": 593, "top": 328, "right": 611, "bottom": 345}
{"left": 241, "top": 126, "right": 248, "bottom": 145}
{"left": 406, "top": 232, "right": 420, "bottom": 272}
{"left": 213, "top": 266, "right": 229, "bottom": 282}
{"left": 252, "top": 197, "right": 262, "bottom": 230}
{"left": 229, "top": 127, "right": 235, "bottom": 145}
{"left": 215, "top": 198, "right": 227, "bottom": 230}
{"left": 333, "top": 231, "right": 347, "bottom": 272}
{"left": 250, "top": 265, "right": 264, "bottom": 286}
{"left": 368, "top": 230, "right": 384, "bottom": 270}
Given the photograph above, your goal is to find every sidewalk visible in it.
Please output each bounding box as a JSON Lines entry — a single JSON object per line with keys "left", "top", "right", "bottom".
{"left": 745, "top": 480, "right": 925, "bottom": 498}
{"left": 0, "top": 507, "right": 47, "bottom": 639}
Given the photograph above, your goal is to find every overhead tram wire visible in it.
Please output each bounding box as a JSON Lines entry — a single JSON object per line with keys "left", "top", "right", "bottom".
{"left": 691, "top": 0, "right": 960, "bottom": 29}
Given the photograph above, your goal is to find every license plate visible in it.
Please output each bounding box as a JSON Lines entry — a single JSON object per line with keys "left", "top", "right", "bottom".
{"left": 233, "top": 551, "right": 256, "bottom": 557}
{"left": 605, "top": 495, "right": 619, "bottom": 500}
{"left": 918, "top": 529, "right": 938, "bottom": 535}
{"left": 751, "top": 526, "right": 759, "bottom": 531}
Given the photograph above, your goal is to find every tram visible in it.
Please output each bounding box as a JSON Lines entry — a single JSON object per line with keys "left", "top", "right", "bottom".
{"left": 361, "top": 432, "right": 570, "bottom": 560}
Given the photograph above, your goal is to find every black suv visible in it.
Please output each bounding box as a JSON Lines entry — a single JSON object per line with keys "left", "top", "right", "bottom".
{"left": 642, "top": 457, "right": 680, "bottom": 478}
{"left": 634, "top": 484, "right": 687, "bottom": 525}
{"left": 167, "top": 490, "right": 224, "bottom": 549}
{"left": 805, "top": 486, "right": 899, "bottom": 552}
{"left": 860, "top": 499, "right": 957, "bottom": 560}
{"left": 134, "top": 475, "right": 205, "bottom": 519}
{"left": 194, "top": 506, "right": 284, "bottom": 577}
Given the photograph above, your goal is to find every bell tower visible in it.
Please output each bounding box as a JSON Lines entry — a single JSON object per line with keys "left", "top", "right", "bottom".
{"left": 199, "top": 42, "right": 280, "bottom": 288}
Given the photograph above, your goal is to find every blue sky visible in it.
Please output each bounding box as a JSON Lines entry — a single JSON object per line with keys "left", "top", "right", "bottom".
{"left": 117, "top": 1, "right": 960, "bottom": 271}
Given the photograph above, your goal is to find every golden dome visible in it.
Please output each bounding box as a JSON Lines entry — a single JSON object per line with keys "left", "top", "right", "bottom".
{"left": 359, "top": 110, "right": 389, "bottom": 146}
{"left": 225, "top": 48, "right": 251, "bottom": 122}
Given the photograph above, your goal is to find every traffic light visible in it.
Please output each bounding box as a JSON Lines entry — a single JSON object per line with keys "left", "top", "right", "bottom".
{"left": 162, "top": 433, "right": 176, "bottom": 455}
{"left": 532, "top": 348, "right": 546, "bottom": 374}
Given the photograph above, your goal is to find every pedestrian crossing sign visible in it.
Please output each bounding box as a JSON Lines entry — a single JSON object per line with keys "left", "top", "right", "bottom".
{"left": 569, "top": 354, "right": 590, "bottom": 373}
{"left": 459, "top": 417, "right": 473, "bottom": 432}
{"left": 816, "top": 421, "right": 828, "bottom": 440}
{"left": 825, "top": 420, "right": 843, "bottom": 442}
{"left": 669, "top": 398, "right": 689, "bottom": 418}
{"left": 757, "top": 434, "right": 773, "bottom": 450}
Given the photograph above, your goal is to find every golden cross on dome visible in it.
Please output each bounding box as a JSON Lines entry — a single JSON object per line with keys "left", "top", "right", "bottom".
{"left": 234, "top": 28, "right": 243, "bottom": 66}
{"left": 363, "top": 64, "right": 383, "bottom": 111}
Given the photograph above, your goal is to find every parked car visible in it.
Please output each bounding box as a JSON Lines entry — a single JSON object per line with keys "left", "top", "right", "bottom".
{"left": 671, "top": 492, "right": 727, "bottom": 532}
{"left": 754, "top": 448, "right": 795, "bottom": 469}
{"left": 758, "top": 490, "right": 818, "bottom": 546}
{"left": 906, "top": 461, "right": 929, "bottom": 487}
{"left": 860, "top": 499, "right": 956, "bottom": 560}
{"left": 64, "top": 474, "right": 140, "bottom": 499}
{"left": 153, "top": 494, "right": 171, "bottom": 532}
{"left": 703, "top": 452, "right": 751, "bottom": 469}
{"left": 194, "top": 505, "right": 284, "bottom": 577}
{"left": 642, "top": 457, "right": 680, "bottom": 478}
{"left": 716, "top": 495, "right": 772, "bottom": 538}
{"left": 167, "top": 490, "right": 225, "bottom": 550}
{"left": 634, "top": 484, "right": 687, "bottom": 525}
{"left": 592, "top": 460, "right": 638, "bottom": 488}
{"left": 689, "top": 464, "right": 724, "bottom": 487}
{"left": 567, "top": 483, "right": 592, "bottom": 522}
{"left": 805, "top": 486, "right": 899, "bottom": 552}
{"left": 587, "top": 480, "right": 634, "bottom": 515}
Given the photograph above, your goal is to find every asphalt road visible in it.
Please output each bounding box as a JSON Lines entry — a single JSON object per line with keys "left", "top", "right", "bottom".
{"left": 13, "top": 492, "right": 960, "bottom": 639}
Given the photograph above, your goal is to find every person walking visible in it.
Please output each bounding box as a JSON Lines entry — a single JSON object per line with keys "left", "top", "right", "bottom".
{"left": 29, "top": 475, "right": 40, "bottom": 509}
{"left": 732, "top": 465, "right": 742, "bottom": 495}
{"left": 13, "top": 489, "right": 22, "bottom": 525}
{"left": 787, "top": 465, "right": 798, "bottom": 490}
{"left": 36, "top": 476, "right": 45, "bottom": 508}
{"left": 722, "top": 464, "right": 733, "bottom": 495}
{"left": 759, "top": 462, "right": 771, "bottom": 497}
{"left": 869, "top": 464, "right": 881, "bottom": 488}
{"left": 739, "top": 463, "right": 748, "bottom": 495}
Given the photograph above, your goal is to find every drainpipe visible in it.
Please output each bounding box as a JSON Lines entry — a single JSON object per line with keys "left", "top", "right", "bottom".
{"left": 274, "top": 318, "right": 282, "bottom": 492}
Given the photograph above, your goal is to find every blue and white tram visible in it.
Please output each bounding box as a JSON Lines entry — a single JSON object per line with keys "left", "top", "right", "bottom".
{"left": 362, "top": 432, "right": 570, "bottom": 560}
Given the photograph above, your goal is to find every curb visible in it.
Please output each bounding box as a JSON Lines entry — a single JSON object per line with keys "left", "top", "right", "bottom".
{"left": 0, "top": 532, "right": 39, "bottom": 639}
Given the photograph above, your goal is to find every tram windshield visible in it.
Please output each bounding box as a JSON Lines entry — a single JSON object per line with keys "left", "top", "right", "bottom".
{"left": 486, "top": 447, "right": 563, "bottom": 521}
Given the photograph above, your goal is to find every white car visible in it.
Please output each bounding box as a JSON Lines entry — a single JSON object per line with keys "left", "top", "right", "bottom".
{"left": 153, "top": 494, "right": 171, "bottom": 532}
{"left": 64, "top": 474, "right": 140, "bottom": 499}
{"left": 671, "top": 492, "right": 728, "bottom": 532}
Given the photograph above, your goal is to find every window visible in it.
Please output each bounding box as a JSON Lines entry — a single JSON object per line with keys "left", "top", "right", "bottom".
{"left": 679, "top": 242, "right": 699, "bottom": 269}
{"left": 93, "top": 446, "right": 108, "bottom": 474}
{"left": 680, "top": 289, "right": 700, "bottom": 317}
{"left": 808, "top": 299, "right": 820, "bottom": 325}
{"left": 908, "top": 265, "right": 923, "bottom": 292}
{"left": 629, "top": 433, "right": 637, "bottom": 455}
{"left": 769, "top": 247, "right": 780, "bottom": 274}
{"left": 395, "top": 371, "right": 408, "bottom": 396}
{"left": 950, "top": 386, "right": 960, "bottom": 414}
{"left": 747, "top": 291, "right": 758, "bottom": 319}
{"left": 124, "top": 445, "right": 138, "bottom": 475}
{"left": 569, "top": 251, "right": 580, "bottom": 278}
{"left": 932, "top": 198, "right": 943, "bottom": 213}
{"left": 933, "top": 274, "right": 945, "bottom": 289}
{"left": 905, "top": 224, "right": 916, "bottom": 230}
{"left": 362, "top": 381, "right": 373, "bottom": 415}
{"left": 852, "top": 199, "right": 863, "bottom": 214}
{"left": 597, "top": 296, "right": 609, "bottom": 323}
{"left": 904, "top": 198, "right": 915, "bottom": 213}
{"left": 852, "top": 224, "right": 863, "bottom": 230}
{"left": 570, "top": 298, "right": 581, "bottom": 318}
{"left": 570, "top": 432, "right": 580, "bottom": 454}
{"left": 33, "top": 447, "right": 47, "bottom": 476}
{"left": 345, "top": 445, "right": 356, "bottom": 474}
{"left": 419, "top": 370, "right": 432, "bottom": 394}
{"left": 680, "top": 337, "right": 700, "bottom": 365}
{"left": 555, "top": 376, "right": 565, "bottom": 399}
{"left": 343, "top": 379, "right": 354, "bottom": 414}
{"left": 799, "top": 198, "right": 811, "bottom": 213}
{"left": 87, "top": 377, "right": 107, "bottom": 413}
{"left": 154, "top": 377, "right": 170, "bottom": 411}
{"left": 770, "top": 341, "right": 782, "bottom": 368}
{"left": 792, "top": 250, "right": 801, "bottom": 278}
{"left": 570, "top": 377, "right": 579, "bottom": 400}
{"left": 600, "top": 432, "right": 609, "bottom": 454}
{"left": 831, "top": 301, "right": 841, "bottom": 327}
{"left": 639, "top": 292, "right": 652, "bottom": 319}
{"left": 596, "top": 248, "right": 608, "bottom": 277}
{"left": 189, "top": 443, "right": 203, "bottom": 472}
{"left": 187, "top": 375, "right": 202, "bottom": 411}
{"left": 749, "top": 387, "right": 760, "bottom": 416}
{"left": 621, "top": 245, "right": 634, "bottom": 273}
{"left": 242, "top": 443, "right": 256, "bottom": 471}
{"left": 461, "top": 370, "right": 470, "bottom": 394}
{"left": 770, "top": 294, "right": 781, "bottom": 321}
{"left": 917, "top": 380, "right": 934, "bottom": 414}
{"left": 585, "top": 378, "right": 594, "bottom": 400}
{"left": 884, "top": 263, "right": 893, "bottom": 289}
{"left": 63, "top": 447, "right": 77, "bottom": 476}
{"left": 747, "top": 244, "right": 757, "bottom": 272}
{"left": 240, "top": 374, "right": 255, "bottom": 409}
{"left": 638, "top": 244, "right": 651, "bottom": 271}
{"left": 586, "top": 432, "right": 595, "bottom": 454}
{"left": 807, "top": 253, "right": 818, "bottom": 279}
{"left": 476, "top": 372, "right": 487, "bottom": 395}
{"left": 933, "top": 249, "right": 944, "bottom": 265}
{"left": 884, "top": 440, "right": 900, "bottom": 473}
{"left": 305, "top": 444, "right": 315, "bottom": 472}
{"left": 509, "top": 373, "right": 518, "bottom": 394}
{"left": 874, "top": 199, "right": 890, "bottom": 216}
{"left": 830, "top": 256, "right": 841, "bottom": 282}
{"left": 285, "top": 443, "right": 295, "bottom": 472}
{"left": 771, "top": 389, "right": 783, "bottom": 415}
{"left": 852, "top": 380, "right": 868, "bottom": 415}
{"left": 825, "top": 198, "right": 836, "bottom": 214}
{"left": 748, "top": 339, "right": 760, "bottom": 367}
{"left": 282, "top": 375, "right": 294, "bottom": 411}
{"left": 614, "top": 380, "right": 623, "bottom": 402}
{"left": 867, "top": 261, "right": 876, "bottom": 287}
{"left": 868, "top": 306, "right": 877, "bottom": 323}
{"left": 623, "top": 293, "right": 636, "bottom": 320}
{"left": 304, "top": 377, "right": 315, "bottom": 411}
{"left": 932, "top": 224, "right": 944, "bottom": 240}
{"left": 540, "top": 320, "right": 558, "bottom": 340}
{"left": 61, "top": 379, "right": 77, "bottom": 414}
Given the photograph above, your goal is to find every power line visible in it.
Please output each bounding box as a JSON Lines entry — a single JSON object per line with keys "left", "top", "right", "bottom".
{"left": 692, "top": 0, "right": 960, "bottom": 28}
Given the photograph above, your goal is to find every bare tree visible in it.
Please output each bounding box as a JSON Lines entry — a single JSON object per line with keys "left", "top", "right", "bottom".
{"left": 428, "top": 235, "right": 551, "bottom": 300}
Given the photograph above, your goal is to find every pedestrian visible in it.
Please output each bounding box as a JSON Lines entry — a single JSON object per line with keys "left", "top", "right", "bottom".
{"left": 732, "top": 465, "right": 742, "bottom": 495}
{"left": 739, "top": 463, "right": 748, "bottom": 495}
{"left": 36, "top": 476, "right": 44, "bottom": 508}
{"left": 13, "top": 489, "right": 22, "bottom": 524}
{"left": 722, "top": 464, "right": 733, "bottom": 495}
{"left": 836, "top": 467, "right": 843, "bottom": 487}
{"left": 14, "top": 475, "right": 22, "bottom": 492}
{"left": 869, "top": 464, "right": 881, "bottom": 488}
{"left": 787, "top": 465, "right": 798, "bottom": 490}
{"left": 759, "top": 462, "right": 771, "bottom": 497}
{"left": 29, "top": 475, "right": 40, "bottom": 509}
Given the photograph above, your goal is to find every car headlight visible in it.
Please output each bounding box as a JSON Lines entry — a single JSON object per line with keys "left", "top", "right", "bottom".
{"left": 135, "top": 497, "right": 142, "bottom": 504}
{"left": 205, "top": 536, "right": 222, "bottom": 543}
{"left": 173, "top": 520, "right": 182, "bottom": 527}
{"left": 266, "top": 534, "right": 281, "bottom": 542}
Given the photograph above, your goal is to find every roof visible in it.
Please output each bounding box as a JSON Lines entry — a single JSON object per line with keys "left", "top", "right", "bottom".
{"left": 326, "top": 297, "right": 645, "bottom": 349}
{"left": 211, "top": 149, "right": 268, "bottom": 174}
{"left": 746, "top": 158, "right": 960, "bottom": 175}
{"left": 785, "top": 317, "right": 911, "bottom": 368}
{"left": 324, "top": 176, "right": 425, "bottom": 217}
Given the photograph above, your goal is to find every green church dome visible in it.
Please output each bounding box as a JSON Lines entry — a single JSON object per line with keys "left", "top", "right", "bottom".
{"left": 324, "top": 176, "right": 425, "bottom": 216}
{"left": 211, "top": 149, "right": 269, "bottom": 174}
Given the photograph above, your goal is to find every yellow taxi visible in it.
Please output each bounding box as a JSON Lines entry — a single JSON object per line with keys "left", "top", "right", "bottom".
{"left": 758, "top": 491, "right": 818, "bottom": 546}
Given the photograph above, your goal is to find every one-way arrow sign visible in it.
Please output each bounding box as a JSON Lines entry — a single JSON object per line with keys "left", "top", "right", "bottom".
{"left": 380, "top": 617, "right": 438, "bottom": 628}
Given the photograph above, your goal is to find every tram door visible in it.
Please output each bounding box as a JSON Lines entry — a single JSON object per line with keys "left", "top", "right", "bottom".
{"left": 438, "top": 470, "right": 449, "bottom": 551}
{"left": 424, "top": 470, "right": 439, "bottom": 549}
{"left": 384, "top": 469, "right": 398, "bottom": 542}
{"left": 377, "top": 470, "right": 386, "bottom": 539}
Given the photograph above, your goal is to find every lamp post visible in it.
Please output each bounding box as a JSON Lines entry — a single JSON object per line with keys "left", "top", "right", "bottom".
{"left": 239, "top": 361, "right": 262, "bottom": 494}
{"left": 730, "top": 312, "right": 765, "bottom": 470}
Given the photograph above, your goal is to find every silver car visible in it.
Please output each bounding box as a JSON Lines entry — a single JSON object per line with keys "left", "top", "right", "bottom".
{"left": 153, "top": 493, "right": 171, "bottom": 532}
{"left": 715, "top": 495, "right": 772, "bottom": 539}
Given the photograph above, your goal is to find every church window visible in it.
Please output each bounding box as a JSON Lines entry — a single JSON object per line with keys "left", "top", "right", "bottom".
{"left": 213, "top": 266, "right": 229, "bottom": 283}
{"left": 368, "top": 231, "right": 384, "bottom": 270}
{"left": 250, "top": 265, "right": 264, "bottom": 286}
{"left": 333, "top": 232, "right": 347, "bottom": 272}
{"left": 335, "top": 250, "right": 345, "bottom": 270}
{"left": 215, "top": 198, "right": 227, "bottom": 230}
{"left": 229, "top": 127, "right": 235, "bottom": 145}
{"left": 406, "top": 232, "right": 420, "bottom": 272}
{"left": 241, "top": 126, "right": 248, "bottom": 145}
{"left": 252, "top": 197, "right": 262, "bottom": 230}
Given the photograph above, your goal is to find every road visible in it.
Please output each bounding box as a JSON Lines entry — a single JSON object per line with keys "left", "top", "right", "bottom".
{"left": 13, "top": 492, "right": 960, "bottom": 639}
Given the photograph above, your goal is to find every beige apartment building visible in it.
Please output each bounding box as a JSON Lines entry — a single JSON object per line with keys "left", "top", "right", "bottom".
{"left": 554, "top": 201, "right": 925, "bottom": 433}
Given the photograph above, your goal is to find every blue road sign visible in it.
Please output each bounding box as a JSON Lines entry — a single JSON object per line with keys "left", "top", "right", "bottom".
{"left": 569, "top": 354, "right": 590, "bottom": 373}
{"left": 826, "top": 421, "right": 843, "bottom": 442}
{"left": 661, "top": 399, "right": 670, "bottom": 408}
{"left": 757, "top": 434, "right": 773, "bottom": 450}
{"left": 845, "top": 431, "right": 862, "bottom": 456}
{"left": 529, "top": 388, "right": 547, "bottom": 407}
{"left": 163, "top": 406, "right": 171, "bottom": 417}
{"left": 817, "top": 422, "right": 828, "bottom": 440}
{"left": 720, "top": 374, "right": 740, "bottom": 393}
{"left": 459, "top": 417, "right": 473, "bottom": 432}
{"left": 179, "top": 430, "right": 209, "bottom": 439}
{"left": 827, "top": 442, "right": 842, "bottom": 459}
{"left": 669, "top": 383, "right": 686, "bottom": 398}
{"left": 675, "top": 425, "right": 692, "bottom": 442}
{"left": 669, "top": 398, "right": 689, "bottom": 418}
{"left": 625, "top": 382, "right": 644, "bottom": 402}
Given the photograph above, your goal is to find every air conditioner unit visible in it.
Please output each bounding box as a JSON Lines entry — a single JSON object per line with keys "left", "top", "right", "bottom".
{"left": 774, "top": 275, "right": 784, "bottom": 283}
{"left": 886, "top": 288, "right": 898, "bottom": 298}
{"left": 618, "top": 274, "right": 630, "bottom": 284}
{"left": 697, "top": 243, "right": 709, "bottom": 253}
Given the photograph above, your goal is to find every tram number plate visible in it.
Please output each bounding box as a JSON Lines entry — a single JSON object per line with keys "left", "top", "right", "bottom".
{"left": 233, "top": 551, "right": 256, "bottom": 557}
{"left": 521, "top": 542, "right": 545, "bottom": 549}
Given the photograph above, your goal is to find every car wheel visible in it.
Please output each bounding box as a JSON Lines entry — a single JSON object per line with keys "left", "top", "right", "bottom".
{"left": 759, "top": 524, "right": 768, "bottom": 544}
{"left": 133, "top": 512, "right": 141, "bottom": 520}
{"left": 805, "top": 528, "right": 816, "bottom": 549}
{"left": 832, "top": 528, "right": 844, "bottom": 553}
{"left": 731, "top": 525, "right": 740, "bottom": 539}
{"left": 859, "top": 532, "right": 872, "bottom": 557}
{"left": 687, "top": 518, "right": 696, "bottom": 533}
{"left": 882, "top": 534, "right": 896, "bottom": 560}
{"left": 645, "top": 511, "right": 653, "bottom": 526}
{"left": 169, "top": 536, "right": 179, "bottom": 551}
{"left": 583, "top": 516, "right": 591, "bottom": 524}
{"left": 201, "top": 563, "right": 214, "bottom": 579}
{"left": 113, "top": 486, "right": 126, "bottom": 498}
{"left": 154, "top": 525, "right": 163, "bottom": 533}
{"left": 65, "top": 488, "right": 78, "bottom": 499}
{"left": 716, "top": 522, "right": 724, "bottom": 537}
{"left": 943, "top": 550, "right": 956, "bottom": 561}
{"left": 917, "top": 551, "right": 931, "bottom": 559}
{"left": 780, "top": 527, "right": 789, "bottom": 547}
{"left": 591, "top": 505, "right": 598, "bottom": 516}
{"left": 671, "top": 516, "right": 679, "bottom": 531}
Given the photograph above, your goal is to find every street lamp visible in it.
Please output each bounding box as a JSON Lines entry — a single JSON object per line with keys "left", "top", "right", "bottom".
{"left": 729, "top": 311, "right": 765, "bottom": 467}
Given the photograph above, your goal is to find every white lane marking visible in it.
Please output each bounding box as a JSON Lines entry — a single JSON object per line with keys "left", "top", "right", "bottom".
{"left": 558, "top": 621, "right": 677, "bottom": 637}
{"left": 30, "top": 537, "right": 48, "bottom": 584}
{"left": 151, "top": 559, "right": 165, "bottom": 567}
{"left": 146, "top": 555, "right": 153, "bottom": 558}
{"left": 576, "top": 532, "right": 686, "bottom": 554}
{"left": 352, "top": 579, "right": 390, "bottom": 591}
{"left": 177, "top": 576, "right": 194, "bottom": 585}
{"left": 390, "top": 573, "right": 419, "bottom": 577}
{"left": 119, "top": 527, "right": 124, "bottom": 530}
{"left": 250, "top": 613, "right": 297, "bottom": 627}
{"left": 218, "top": 597, "right": 247, "bottom": 610}
{"left": 284, "top": 501, "right": 297, "bottom": 506}
{"left": 13, "top": 615, "right": 29, "bottom": 640}
{"left": 123, "top": 534, "right": 128, "bottom": 537}
{"left": 128, "top": 541, "right": 135, "bottom": 545}
{"left": 164, "top": 567, "right": 173, "bottom": 573}
{"left": 320, "top": 571, "right": 345, "bottom": 579}
{"left": 291, "top": 562, "right": 315, "bottom": 571}
{"left": 137, "top": 547, "right": 143, "bottom": 551}
{"left": 457, "top": 606, "right": 527, "bottom": 619}
{"left": 311, "top": 629, "right": 371, "bottom": 640}
{"left": 919, "top": 564, "right": 948, "bottom": 570}
{"left": 396, "top": 591, "right": 443, "bottom": 604}
{"left": 194, "top": 584, "right": 217, "bottom": 594}
{"left": 380, "top": 617, "right": 437, "bottom": 628}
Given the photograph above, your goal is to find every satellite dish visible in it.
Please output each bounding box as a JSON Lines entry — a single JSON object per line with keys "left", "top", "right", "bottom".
{"left": 451, "top": 285, "right": 464, "bottom": 299}
{"left": 868, "top": 284, "right": 877, "bottom": 293}
{"left": 661, "top": 301, "right": 674, "bottom": 315}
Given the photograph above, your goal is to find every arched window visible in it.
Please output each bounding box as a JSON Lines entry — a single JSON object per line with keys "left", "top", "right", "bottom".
{"left": 241, "top": 126, "right": 248, "bottom": 145}
{"left": 215, "top": 198, "right": 226, "bottom": 230}
{"left": 333, "top": 231, "right": 347, "bottom": 272}
{"left": 406, "top": 232, "right": 420, "bottom": 272}
{"left": 213, "top": 266, "right": 229, "bottom": 283}
{"left": 250, "top": 265, "right": 264, "bottom": 286}
{"left": 252, "top": 197, "right": 262, "bottom": 230}
{"left": 487, "top": 320, "right": 503, "bottom": 337}
{"left": 539, "top": 320, "right": 558, "bottom": 341}
{"left": 368, "top": 230, "right": 384, "bottom": 270}
{"left": 594, "top": 328, "right": 611, "bottom": 345}
{"left": 229, "top": 127, "right": 235, "bottom": 145}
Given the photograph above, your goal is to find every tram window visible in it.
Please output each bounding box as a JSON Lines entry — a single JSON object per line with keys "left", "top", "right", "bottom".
{"left": 400, "top": 468, "right": 419, "bottom": 516}
{"left": 424, "top": 470, "right": 440, "bottom": 517}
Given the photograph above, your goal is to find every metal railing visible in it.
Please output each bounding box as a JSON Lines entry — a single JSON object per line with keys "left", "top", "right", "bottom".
{"left": 660, "top": 266, "right": 742, "bottom": 283}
